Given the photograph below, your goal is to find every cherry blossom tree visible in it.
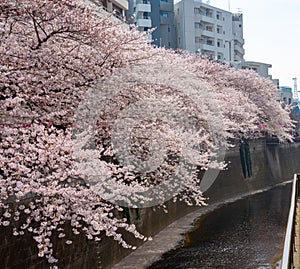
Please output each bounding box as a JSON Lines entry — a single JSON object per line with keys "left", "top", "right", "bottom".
{"left": 183, "top": 54, "right": 293, "bottom": 141}
{"left": 0, "top": 0, "right": 155, "bottom": 266}
{"left": 0, "top": 0, "right": 293, "bottom": 268}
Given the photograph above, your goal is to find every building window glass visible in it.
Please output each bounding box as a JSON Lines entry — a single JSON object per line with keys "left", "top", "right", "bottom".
{"left": 195, "top": 22, "right": 201, "bottom": 29}
{"left": 205, "top": 25, "right": 213, "bottom": 32}
{"left": 194, "top": 8, "right": 200, "bottom": 14}
{"left": 195, "top": 36, "right": 201, "bottom": 43}
{"left": 160, "top": 12, "right": 168, "bottom": 17}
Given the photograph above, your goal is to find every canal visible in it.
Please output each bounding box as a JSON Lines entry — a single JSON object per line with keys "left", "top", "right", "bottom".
{"left": 147, "top": 183, "right": 291, "bottom": 269}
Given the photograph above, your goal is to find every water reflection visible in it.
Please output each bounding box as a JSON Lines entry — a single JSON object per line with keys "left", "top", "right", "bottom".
{"left": 148, "top": 183, "right": 291, "bottom": 269}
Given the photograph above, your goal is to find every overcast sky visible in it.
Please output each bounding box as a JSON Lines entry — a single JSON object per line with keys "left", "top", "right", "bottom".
{"left": 209, "top": 0, "right": 299, "bottom": 88}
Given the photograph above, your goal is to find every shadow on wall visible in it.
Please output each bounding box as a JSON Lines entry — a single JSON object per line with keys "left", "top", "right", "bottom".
{"left": 239, "top": 137, "right": 252, "bottom": 178}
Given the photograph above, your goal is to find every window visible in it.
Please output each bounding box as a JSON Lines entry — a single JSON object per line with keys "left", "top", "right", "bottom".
{"left": 143, "top": 12, "right": 150, "bottom": 19}
{"left": 195, "top": 22, "right": 201, "bottom": 29}
{"left": 160, "top": 0, "right": 168, "bottom": 2}
{"left": 206, "top": 25, "right": 213, "bottom": 31}
{"left": 160, "top": 12, "right": 168, "bottom": 17}
{"left": 205, "top": 9, "right": 213, "bottom": 17}
{"left": 217, "top": 41, "right": 220, "bottom": 47}
{"left": 195, "top": 36, "right": 201, "bottom": 43}
{"left": 207, "top": 40, "right": 213, "bottom": 45}
{"left": 168, "top": 27, "right": 170, "bottom": 32}
{"left": 194, "top": 8, "right": 200, "bottom": 14}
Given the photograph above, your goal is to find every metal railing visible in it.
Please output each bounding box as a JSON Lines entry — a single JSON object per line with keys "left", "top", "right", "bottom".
{"left": 281, "top": 174, "right": 300, "bottom": 269}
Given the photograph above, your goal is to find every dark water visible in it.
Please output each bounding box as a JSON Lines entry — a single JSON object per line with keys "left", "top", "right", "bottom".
{"left": 148, "top": 183, "right": 291, "bottom": 269}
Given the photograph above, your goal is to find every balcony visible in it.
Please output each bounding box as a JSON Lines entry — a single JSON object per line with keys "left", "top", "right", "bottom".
{"left": 199, "top": 48, "right": 215, "bottom": 58}
{"left": 234, "top": 45, "right": 245, "bottom": 56}
{"left": 198, "top": 14, "right": 215, "bottom": 24}
{"left": 112, "top": 0, "right": 128, "bottom": 10}
{"left": 202, "top": 44, "right": 214, "bottom": 51}
{"left": 136, "top": 3, "right": 151, "bottom": 13}
{"left": 234, "top": 36, "right": 245, "bottom": 46}
{"left": 136, "top": 18, "right": 152, "bottom": 28}
{"left": 160, "top": 1, "right": 173, "bottom": 12}
{"left": 198, "top": 41, "right": 215, "bottom": 51}
{"left": 202, "top": 29, "right": 215, "bottom": 38}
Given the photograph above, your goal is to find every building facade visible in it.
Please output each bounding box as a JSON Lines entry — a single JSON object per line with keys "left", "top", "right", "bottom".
{"left": 127, "top": 0, "right": 176, "bottom": 48}
{"left": 89, "top": 0, "right": 129, "bottom": 19}
{"left": 241, "top": 61, "right": 272, "bottom": 78}
{"left": 174, "top": 0, "right": 244, "bottom": 63}
{"left": 279, "top": 86, "right": 293, "bottom": 105}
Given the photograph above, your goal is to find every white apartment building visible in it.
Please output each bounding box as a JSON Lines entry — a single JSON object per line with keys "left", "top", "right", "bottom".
{"left": 174, "top": 0, "right": 244, "bottom": 63}
{"left": 127, "top": 0, "right": 152, "bottom": 32}
{"left": 88, "top": 0, "right": 129, "bottom": 20}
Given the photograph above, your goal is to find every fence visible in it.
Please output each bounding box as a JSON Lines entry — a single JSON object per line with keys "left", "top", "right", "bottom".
{"left": 281, "top": 174, "right": 300, "bottom": 269}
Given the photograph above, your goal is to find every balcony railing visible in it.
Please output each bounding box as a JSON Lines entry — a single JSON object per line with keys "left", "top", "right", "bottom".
{"left": 136, "top": 18, "right": 152, "bottom": 27}
{"left": 136, "top": 3, "right": 151, "bottom": 13}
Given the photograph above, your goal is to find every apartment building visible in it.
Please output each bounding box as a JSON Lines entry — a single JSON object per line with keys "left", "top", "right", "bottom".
{"left": 127, "top": 0, "right": 176, "bottom": 48}
{"left": 88, "top": 0, "right": 128, "bottom": 19}
{"left": 174, "top": 0, "right": 244, "bottom": 63}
